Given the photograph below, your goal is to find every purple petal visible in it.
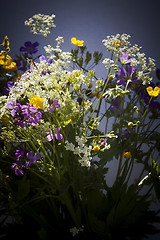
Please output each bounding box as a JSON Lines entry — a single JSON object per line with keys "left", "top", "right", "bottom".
{"left": 46, "top": 130, "right": 53, "bottom": 141}
{"left": 24, "top": 41, "right": 32, "bottom": 47}
{"left": 39, "top": 55, "right": 46, "bottom": 62}
{"left": 26, "top": 151, "right": 34, "bottom": 159}
{"left": 54, "top": 133, "right": 63, "bottom": 140}
{"left": 7, "top": 100, "right": 15, "bottom": 109}
{"left": 33, "top": 154, "right": 41, "bottom": 161}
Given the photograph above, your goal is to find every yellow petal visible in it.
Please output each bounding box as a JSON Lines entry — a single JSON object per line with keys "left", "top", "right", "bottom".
{"left": 29, "top": 96, "right": 43, "bottom": 109}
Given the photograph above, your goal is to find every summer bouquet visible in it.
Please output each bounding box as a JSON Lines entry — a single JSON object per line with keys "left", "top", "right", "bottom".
{"left": 0, "top": 13, "right": 160, "bottom": 240}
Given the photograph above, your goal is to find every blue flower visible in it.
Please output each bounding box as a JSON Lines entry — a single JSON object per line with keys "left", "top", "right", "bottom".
{"left": 20, "top": 41, "right": 39, "bottom": 54}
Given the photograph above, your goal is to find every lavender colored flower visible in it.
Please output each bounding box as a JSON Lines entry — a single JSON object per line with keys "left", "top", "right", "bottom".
{"left": 54, "top": 127, "right": 63, "bottom": 140}
{"left": 119, "top": 52, "right": 134, "bottom": 65}
{"left": 7, "top": 101, "right": 43, "bottom": 128}
{"left": 20, "top": 41, "right": 39, "bottom": 54}
{"left": 39, "top": 55, "right": 46, "bottom": 62}
{"left": 48, "top": 99, "right": 61, "bottom": 112}
{"left": 46, "top": 128, "right": 63, "bottom": 141}
{"left": 46, "top": 130, "right": 53, "bottom": 141}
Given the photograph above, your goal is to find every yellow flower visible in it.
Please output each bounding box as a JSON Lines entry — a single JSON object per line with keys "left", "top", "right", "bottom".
{"left": 123, "top": 151, "right": 131, "bottom": 159}
{"left": 92, "top": 145, "right": 101, "bottom": 151}
{"left": 146, "top": 86, "right": 160, "bottom": 97}
{"left": 71, "top": 37, "right": 84, "bottom": 47}
{"left": 29, "top": 96, "right": 43, "bottom": 109}
{"left": 0, "top": 52, "right": 17, "bottom": 71}
{"left": 128, "top": 122, "right": 134, "bottom": 127}
{"left": 112, "top": 40, "right": 122, "bottom": 48}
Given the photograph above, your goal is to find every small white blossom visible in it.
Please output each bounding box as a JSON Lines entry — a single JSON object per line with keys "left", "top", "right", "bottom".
{"left": 25, "top": 13, "right": 56, "bottom": 37}
{"left": 70, "top": 226, "right": 84, "bottom": 237}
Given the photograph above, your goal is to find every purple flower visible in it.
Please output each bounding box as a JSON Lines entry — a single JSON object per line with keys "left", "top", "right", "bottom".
{"left": 54, "top": 133, "right": 63, "bottom": 140}
{"left": 46, "top": 130, "right": 53, "bottom": 141}
{"left": 11, "top": 162, "right": 24, "bottom": 176}
{"left": 15, "top": 148, "right": 26, "bottom": 159}
{"left": 2, "top": 81, "right": 14, "bottom": 95}
{"left": 7, "top": 101, "right": 43, "bottom": 128}
{"left": 26, "top": 151, "right": 41, "bottom": 168}
{"left": 12, "top": 149, "right": 41, "bottom": 175}
{"left": 116, "top": 65, "right": 137, "bottom": 85}
{"left": 100, "top": 138, "right": 107, "bottom": 146}
{"left": 119, "top": 52, "right": 135, "bottom": 65}
{"left": 20, "top": 41, "right": 39, "bottom": 54}
{"left": 48, "top": 99, "right": 61, "bottom": 112}
{"left": 46, "top": 128, "right": 63, "bottom": 141}
{"left": 54, "top": 127, "right": 63, "bottom": 140}
{"left": 39, "top": 55, "right": 46, "bottom": 62}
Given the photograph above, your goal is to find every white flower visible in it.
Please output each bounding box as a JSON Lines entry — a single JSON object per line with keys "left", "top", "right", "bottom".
{"left": 25, "top": 13, "right": 56, "bottom": 37}
{"left": 102, "top": 58, "right": 115, "bottom": 69}
{"left": 70, "top": 226, "right": 84, "bottom": 236}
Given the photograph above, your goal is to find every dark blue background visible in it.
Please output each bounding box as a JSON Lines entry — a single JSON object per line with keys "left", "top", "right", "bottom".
{"left": 1, "top": 0, "right": 160, "bottom": 67}
{"left": 1, "top": 0, "right": 160, "bottom": 239}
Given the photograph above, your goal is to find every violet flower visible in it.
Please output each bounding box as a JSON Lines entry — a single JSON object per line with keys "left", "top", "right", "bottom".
{"left": 7, "top": 101, "right": 43, "bottom": 128}
{"left": 26, "top": 151, "right": 41, "bottom": 168}
{"left": 2, "top": 81, "right": 14, "bottom": 95}
{"left": 46, "top": 128, "right": 63, "bottom": 141}
{"left": 11, "top": 162, "right": 24, "bottom": 176}
{"left": 48, "top": 99, "right": 61, "bottom": 112}
{"left": 116, "top": 65, "right": 137, "bottom": 85}
{"left": 20, "top": 41, "right": 39, "bottom": 54}
{"left": 119, "top": 52, "right": 134, "bottom": 65}
{"left": 12, "top": 149, "right": 41, "bottom": 176}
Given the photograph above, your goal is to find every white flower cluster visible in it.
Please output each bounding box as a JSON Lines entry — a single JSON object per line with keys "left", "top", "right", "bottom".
{"left": 25, "top": 13, "right": 56, "bottom": 37}
{"left": 102, "top": 33, "right": 131, "bottom": 54}
{"left": 65, "top": 136, "right": 92, "bottom": 167}
{"left": 102, "top": 58, "right": 115, "bottom": 69}
{"left": 69, "top": 226, "right": 84, "bottom": 237}
{"left": 44, "top": 37, "right": 72, "bottom": 65}
{"left": 102, "top": 33, "right": 155, "bottom": 85}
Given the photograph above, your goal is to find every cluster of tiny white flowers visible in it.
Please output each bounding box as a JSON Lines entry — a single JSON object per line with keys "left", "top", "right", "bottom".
{"left": 102, "top": 58, "right": 115, "bottom": 69}
{"left": 44, "top": 44, "right": 55, "bottom": 55}
{"left": 55, "top": 36, "right": 64, "bottom": 45}
{"left": 102, "top": 33, "right": 131, "bottom": 54}
{"left": 69, "top": 226, "right": 84, "bottom": 237}
{"left": 102, "top": 33, "right": 156, "bottom": 85}
{"left": 44, "top": 39, "right": 72, "bottom": 65}
{"left": 65, "top": 136, "right": 92, "bottom": 167}
{"left": 25, "top": 13, "right": 56, "bottom": 37}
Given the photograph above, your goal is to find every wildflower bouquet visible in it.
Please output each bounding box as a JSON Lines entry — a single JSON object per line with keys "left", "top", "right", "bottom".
{"left": 0, "top": 14, "right": 160, "bottom": 240}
